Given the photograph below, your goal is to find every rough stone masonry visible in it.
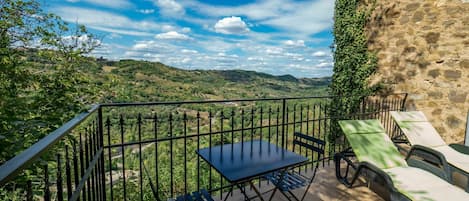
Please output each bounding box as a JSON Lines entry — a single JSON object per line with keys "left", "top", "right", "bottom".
{"left": 366, "top": 0, "right": 469, "bottom": 143}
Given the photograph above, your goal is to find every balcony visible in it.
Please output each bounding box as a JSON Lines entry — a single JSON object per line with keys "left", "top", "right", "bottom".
{"left": 0, "top": 94, "right": 407, "bottom": 201}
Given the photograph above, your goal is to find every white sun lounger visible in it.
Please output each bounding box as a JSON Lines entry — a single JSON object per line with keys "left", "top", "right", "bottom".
{"left": 391, "top": 111, "right": 469, "bottom": 191}
{"left": 335, "top": 119, "right": 469, "bottom": 201}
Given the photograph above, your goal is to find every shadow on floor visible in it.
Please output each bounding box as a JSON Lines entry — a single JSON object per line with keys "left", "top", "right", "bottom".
{"left": 216, "top": 162, "right": 384, "bottom": 201}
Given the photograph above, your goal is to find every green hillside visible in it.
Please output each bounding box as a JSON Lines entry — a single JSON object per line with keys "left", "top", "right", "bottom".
{"left": 87, "top": 59, "right": 330, "bottom": 103}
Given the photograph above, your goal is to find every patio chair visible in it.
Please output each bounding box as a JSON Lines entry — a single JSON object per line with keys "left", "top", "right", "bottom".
{"left": 335, "top": 119, "right": 469, "bottom": 201}
{"left": 390, "top": 111, "right": 469, "bottom": 191}
{"left": 264, "top": 132, "right": 325, "bottom": 201}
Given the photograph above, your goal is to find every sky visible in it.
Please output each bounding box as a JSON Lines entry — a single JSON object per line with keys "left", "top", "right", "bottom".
{"left": 44, "top": 0, "right": 335, "bottom": 78}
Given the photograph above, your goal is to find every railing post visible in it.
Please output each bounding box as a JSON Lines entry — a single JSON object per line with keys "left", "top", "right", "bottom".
{"left": 281, "top": 98, "right": 287, "bottom": 148}
{"left": 98, "top": 106, "right": 106, "bottom": 201}
{"left": 400, "top": 93, "right": 408, "bottom": 111}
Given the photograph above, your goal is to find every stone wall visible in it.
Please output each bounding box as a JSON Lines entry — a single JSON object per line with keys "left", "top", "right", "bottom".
{"left": 366, "top": 0, "right": 468, "bottom": 143}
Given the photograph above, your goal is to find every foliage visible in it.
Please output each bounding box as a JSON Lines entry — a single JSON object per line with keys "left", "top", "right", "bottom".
{"left": 93, "top": 59, "right": 330, "bottom": 103}
{"left": 0, "top": 0, "right": 99, "bottom": 164}
{"left": 329, "top": 0, "right": 378, "bottom": 141}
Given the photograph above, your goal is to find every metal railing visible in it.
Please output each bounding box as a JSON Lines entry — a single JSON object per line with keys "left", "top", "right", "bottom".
{"left": 0, "top": 94, "right": 407, "bottom": 201}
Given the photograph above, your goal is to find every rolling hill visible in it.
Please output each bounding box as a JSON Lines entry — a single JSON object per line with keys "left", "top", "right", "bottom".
{"left": 91, "top": 59, "right": 330, "bottom": 103}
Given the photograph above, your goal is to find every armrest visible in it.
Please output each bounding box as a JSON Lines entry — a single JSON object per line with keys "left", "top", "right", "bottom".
{"left": 356, "top": 162, "right": 410, "bottom": 201}
{"left": 405, "top": 145, "right": 452, "bottom": 182}
{"left": 449, "top": 144, "right": 469, "bottom": 155}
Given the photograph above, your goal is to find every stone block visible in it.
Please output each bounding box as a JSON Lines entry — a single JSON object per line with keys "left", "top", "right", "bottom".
{"left": 428, "top": 69, "right": 440, "bottom": 78}
{"left": 446, "top": 115, "right": 462, "bottom": 129}
{"left": 425, "top": 32, "right": 440, "bottom": 44}
{"left": 428, "top": 91, "right": 443, "bottom": 99}
{"left": 405, "top": 3, "right": 421, "bottom": 11}
{"left": 432, "top": 108, "right": 442, "bottom": 115}
{"left": 444, "top": 70, "right": 461, "bottom": 80}
{"left": 412, "top": 11, "right": 425, "bottom": 22}
{"left": 460, "top": 59, "right": 469, "bottom": 68}
{"left": 448, "top": 91, "right": 467, "bottom": 103}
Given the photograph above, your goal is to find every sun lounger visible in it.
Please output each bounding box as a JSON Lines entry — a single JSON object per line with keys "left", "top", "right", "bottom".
{"left": 334, "top": 119, "right": 469, "bottom": 201}
{"left": 391, "top": 111, "right": 469, "bottom": 191}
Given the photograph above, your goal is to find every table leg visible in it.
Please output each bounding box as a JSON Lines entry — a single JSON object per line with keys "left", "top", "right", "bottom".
{"left": 223, "top": 186, "right": 234, "bottom": 201}
{"left": 249, "top": 181, "right": 265, "bottom": 201}
{"left": 268, "top": 187, "right": 277, "bottom": 201}
{"left": 237, "top": 183, "right": 250, "bottom": 201}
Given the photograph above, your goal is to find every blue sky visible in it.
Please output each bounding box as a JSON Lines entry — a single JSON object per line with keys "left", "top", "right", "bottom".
{"left": 44, "top": 0, "right": 334, "bottom": 78}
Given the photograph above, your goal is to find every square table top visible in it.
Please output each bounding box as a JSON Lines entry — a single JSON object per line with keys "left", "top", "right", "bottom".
{"left": 196, "top": 140, "right": 308, "bottom": 183}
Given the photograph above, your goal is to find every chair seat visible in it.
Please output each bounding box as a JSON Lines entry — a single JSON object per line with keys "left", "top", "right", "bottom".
{"left": 175, "top": 189, "right": 214, "bottom": 201}
{"left": 264, "top": 171, "right": 308, "bottom": 191}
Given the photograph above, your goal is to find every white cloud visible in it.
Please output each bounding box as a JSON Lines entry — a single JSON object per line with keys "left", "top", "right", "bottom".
{"left": 262, "top": 0, "right": 333, "bottom": 37}
{"left": 155, "top": 0, "right": 184, "bottom": 16}
{"left": 181, "top": 49, "right": 198, "bottom": 54}
{"left": 155, "top": 31, "right": 191, "bottom": 40}
{"left": 76, "top": 0, "right": 133, "bottom": 9}
{"left": 53, "top": 7, "right": 161, "bottom": 36}
{"left": 181, "top": 58, "right": 191, "bottom": 63}
{"left": 161, "top": 25, "right": 176, "bottom": 31}
{"left": 182, "top": 0, "right": 333, "bottom": 37}
{"left": 214, "top": 16, "right": 249, "bottom": 34}
{"left": 265, "top": 47, "right": 283, "bottom": 55}
{"left": 312, "top": 51, "right": 328, "bottom": 57}
{"left": 247, "top": 56, "right": 264, "bottom": 61}
{"left": 316, "top": 62, "right": 334, "bottom": 68}
{"left": 137, "top": 9, "right": 155, "bottom": 14}
{"left": 93, "top": 27, "right": 153, "bottom": 36}
{"left": 284, "top": 40, "right": 305, "bottom": 47}
{"left": 108, "top": 33, "right": 122, "bottom": 39}
{"left": 182, "top": 27, "right": 191, "bottom": 33}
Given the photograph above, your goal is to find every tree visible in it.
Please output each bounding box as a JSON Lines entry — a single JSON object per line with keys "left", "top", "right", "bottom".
{"left": 0, "top": 0, "right": 99, "bottom": 165}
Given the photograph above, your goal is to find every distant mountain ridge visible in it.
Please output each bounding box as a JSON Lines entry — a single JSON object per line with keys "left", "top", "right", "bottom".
{"left": 93, "top": 59, "right": 330, "bottom": 102}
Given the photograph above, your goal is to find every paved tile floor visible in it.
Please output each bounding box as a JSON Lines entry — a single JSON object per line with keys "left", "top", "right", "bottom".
{"left": 216, "top": 162, "right": 384, "bottom": 201}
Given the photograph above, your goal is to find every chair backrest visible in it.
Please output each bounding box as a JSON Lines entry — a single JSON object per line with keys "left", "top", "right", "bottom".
{"left": 293, "top": 132, "right": 325, "bottom": 158}
{"left": 465, "top": 111, "right": 469, "bottom": 146}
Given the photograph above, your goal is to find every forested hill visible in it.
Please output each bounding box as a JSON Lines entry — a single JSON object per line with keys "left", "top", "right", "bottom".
{"left": 84, "top": 59, "right": 330, "bottom": 103}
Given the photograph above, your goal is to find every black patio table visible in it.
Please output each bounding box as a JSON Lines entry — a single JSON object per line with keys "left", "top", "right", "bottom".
{"left": 196, "top": 140, "right": 308, "bottom": 201}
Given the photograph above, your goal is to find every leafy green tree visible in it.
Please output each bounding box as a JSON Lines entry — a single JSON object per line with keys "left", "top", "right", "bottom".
{"left": 0, "top": 0, "right": 99, "bottom": 164}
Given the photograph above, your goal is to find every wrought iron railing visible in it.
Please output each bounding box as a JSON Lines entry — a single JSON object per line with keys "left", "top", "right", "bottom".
{"left": 0, "top": 94, "right": 407, "bottom": 201}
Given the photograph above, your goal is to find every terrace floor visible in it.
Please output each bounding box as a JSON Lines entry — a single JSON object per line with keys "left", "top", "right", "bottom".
{"left": 216, "top": 162, "right": 385, "bottom": 201}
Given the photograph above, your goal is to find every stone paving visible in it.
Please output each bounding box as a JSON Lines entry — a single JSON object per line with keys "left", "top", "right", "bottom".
{"left": 216, "top": 163, "right": 384, "bottom": 201}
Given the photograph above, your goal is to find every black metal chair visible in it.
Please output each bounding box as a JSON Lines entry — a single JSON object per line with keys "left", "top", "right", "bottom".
{"left": 264, "top": 132, "right": 325, "bottom": 201}
{"left": 175, "top": 189, "right": 214, "bottom": 201}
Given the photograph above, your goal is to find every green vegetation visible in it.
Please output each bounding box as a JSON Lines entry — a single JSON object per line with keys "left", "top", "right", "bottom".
{"left": 331, "top": 0, "right": 378, "bottom": 112}
{"left": 329, "top": 0, "right": 379, "bottom": 142}
{"left": 91, "top": 59, "right": 329, "bottom": 103}
{"left": 0, "top": 0, "right": 98, "bottom": 165}
{"left": 1, "top": 1, "right": 330, "bottom": 200}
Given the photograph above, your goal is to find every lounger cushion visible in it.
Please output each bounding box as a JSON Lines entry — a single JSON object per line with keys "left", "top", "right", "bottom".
{"left": 339, "top": 120, "right": 407, "bottom": 169}
{"left": 390, "top": 111, "right": 428, "bottom": 122}
{"left": 390, "top": 111, "right": 447, "bottom": 147}
{"left": 339, "top": 119, "right": 386, "bottom": 134}
{"left": 434, "top": 146, "right": 469, "bottom": 173}
{"left": 396, "top": 121, "right": 447, "bottom": 147}
{"left": 386, "top": 166, "right": 469, "bottom": 201}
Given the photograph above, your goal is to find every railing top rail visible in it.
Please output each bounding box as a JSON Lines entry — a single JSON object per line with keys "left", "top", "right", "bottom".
{"left": 98, "top": 95, "right": 335, "bottom": 108}
{"left": 0, "top": 105, "right": 100, "bottom": 186}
